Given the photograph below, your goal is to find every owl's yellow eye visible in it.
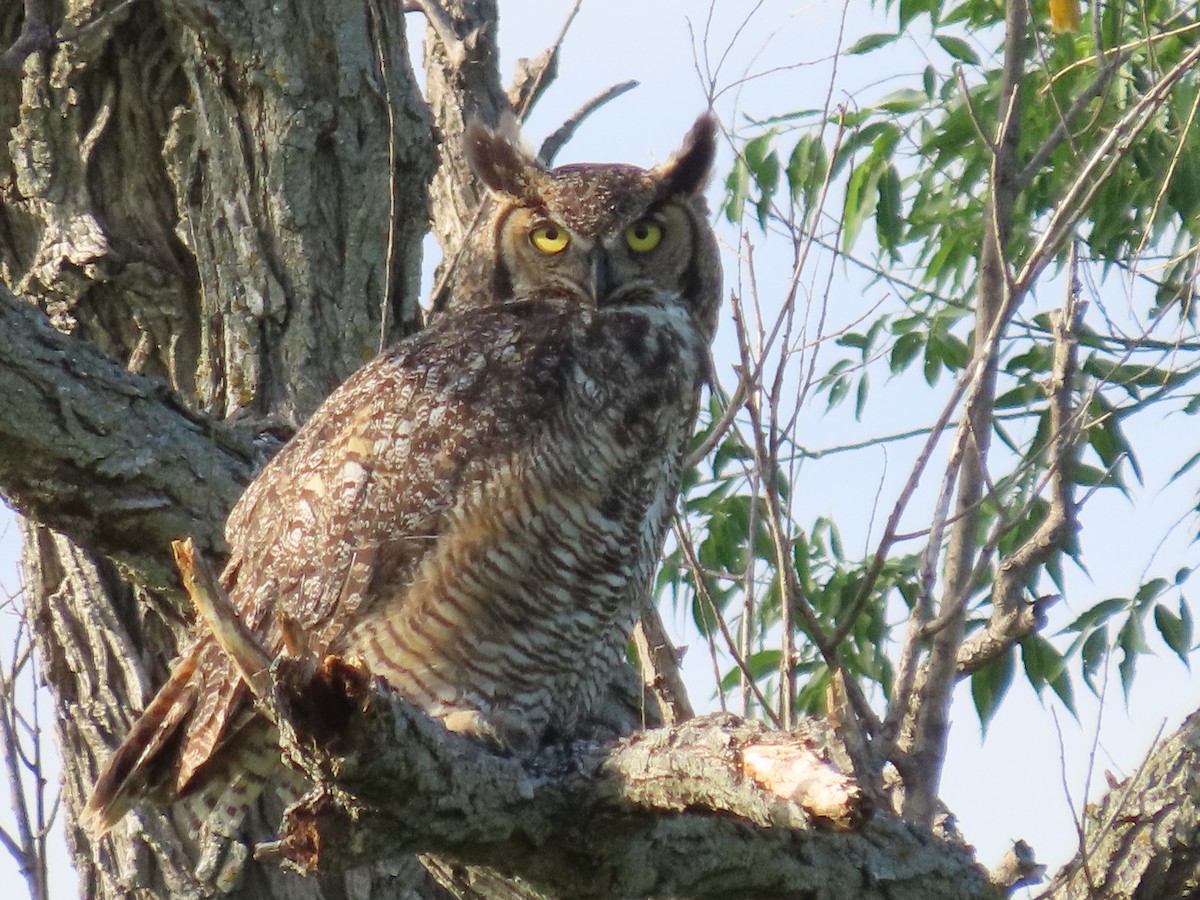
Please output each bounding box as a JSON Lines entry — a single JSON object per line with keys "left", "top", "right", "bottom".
{"left": 624, "top": 219, "right": 663, "bottom": 252}
{"left": 530, "top": 223, "right": 570, "bottom": 254}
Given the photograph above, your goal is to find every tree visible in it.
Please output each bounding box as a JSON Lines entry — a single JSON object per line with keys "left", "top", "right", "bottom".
{"left": 1, "top": 1, "right": 1198, "bottom": 898}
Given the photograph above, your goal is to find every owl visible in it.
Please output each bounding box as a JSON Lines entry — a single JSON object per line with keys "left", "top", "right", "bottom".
{"left": 83, "top": 113, "right": 721, "bottom": 880}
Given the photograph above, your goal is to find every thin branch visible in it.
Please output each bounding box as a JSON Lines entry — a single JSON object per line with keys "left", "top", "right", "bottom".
{"left": 683, "top": 376, "right": 747, "bottom": 471}
{"left": 1015, "top": 41, "right": 1200, "bottom": 294}
{"left": 953, "top": 257, "right": 1084, "bottom": 674}
{"left": 508, "top": 0, "right": 582, "bottom": 122}
{"left": 537, "top": 80, "right": 639, "bottom": 165}
{"left": 673, "top": 517, "right": 781, "bottom": 727}
{"left": 1016, "top": 49, "right": 1129, "bottom": 192}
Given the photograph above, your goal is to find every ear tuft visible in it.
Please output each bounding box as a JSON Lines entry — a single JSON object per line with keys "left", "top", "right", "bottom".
{"left": 653, "top": 113, "right": 718, "bottom": 198}
{"left": 464, "top": 119, "right": 546, "bottom": 203}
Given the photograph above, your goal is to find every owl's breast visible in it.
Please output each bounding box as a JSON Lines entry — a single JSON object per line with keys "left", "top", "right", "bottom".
{"left": 340, "top": 298, "right": 707, "bottom": 741}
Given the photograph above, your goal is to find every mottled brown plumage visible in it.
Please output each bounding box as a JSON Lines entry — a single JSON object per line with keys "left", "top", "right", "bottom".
{"left": 84, "top": 114, "right": 722, "bottom": 882}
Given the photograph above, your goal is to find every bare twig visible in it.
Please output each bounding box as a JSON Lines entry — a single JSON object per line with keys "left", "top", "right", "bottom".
{"left": 683, "top": 376, "right": 748, "bottom": 471}
{"left": 0, "top": 593, "right": 52, "bottom": 900}
{"left": 368, "top": 0, "right": 405, "bottom": 351}
{"left": 673, "top": 517, "right": 781, "bottom": 727}
{"left": 538, "top": 80, "right": 639, "bottom": 165}
{"left": 508, "top": 0, "right": 582, "bottom": 122}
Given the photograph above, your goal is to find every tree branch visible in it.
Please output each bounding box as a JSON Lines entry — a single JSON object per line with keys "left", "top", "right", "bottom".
{"left": 901, "top": 0, "right": 1029, "bottom": 827}
{"left": 954, "top": 265, "right": 1084, "bottom": 676}
{"left": 0, "top": 286, "right": 256, "bottom": 591}
{"left": 263, "top": 660, "right": 1000, "bottom": 900}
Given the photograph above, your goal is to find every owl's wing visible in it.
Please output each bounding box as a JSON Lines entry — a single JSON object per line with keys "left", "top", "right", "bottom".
{"left": 85, "top": 318, "right": 513, "bottom": 829}
{"left": 177, "top": 332, "right": 499, "bottom": 789}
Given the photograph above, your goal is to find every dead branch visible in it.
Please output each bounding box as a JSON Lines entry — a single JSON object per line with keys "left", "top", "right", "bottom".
{"left": 954, "top": 265, "right": 1084, "bottom": 675}
{"left": 507, "top": 0, "right": 581, "bottom": 121}
{"left": 632, "top": 606, "right": 695, "bottom": 726}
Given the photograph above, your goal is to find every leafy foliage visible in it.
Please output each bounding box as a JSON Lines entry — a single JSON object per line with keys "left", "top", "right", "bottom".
{"left": 663, "top": 0, "right": 1200, "bottom": 740}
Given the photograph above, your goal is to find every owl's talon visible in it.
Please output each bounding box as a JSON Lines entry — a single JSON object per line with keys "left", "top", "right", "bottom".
{"left": 440, "top": 708, "right": 540, "bottom": 754}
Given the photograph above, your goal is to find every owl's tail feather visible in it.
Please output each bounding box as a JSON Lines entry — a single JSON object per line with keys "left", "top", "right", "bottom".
{"left": 81, "top": 647, "right": 201, "bottom": 837}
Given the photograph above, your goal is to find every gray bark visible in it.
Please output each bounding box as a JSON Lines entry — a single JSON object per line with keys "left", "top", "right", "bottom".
{"left": 1039, "top": 709, "right": 1200, "bottom": 900}
{"left": 2, "top": 0, "right": 433, "bottom": 896}
{"left": 261, "top": 663, "right": 998, "bottom": 900}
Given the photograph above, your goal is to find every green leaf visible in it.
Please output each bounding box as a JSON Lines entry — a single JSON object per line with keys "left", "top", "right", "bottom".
{"left": 935, "top": 35, "right": 980, "bottom": 65}
{"left": 1021, "top": 634, "right": 1075, "bottom": 713}
{"left": 743, "top": 133, "right": 781, "bottom": 227}
{"left": 1116, "top": 614, "right": 1149, "bottom": 697}
{"left": 723, "top": 158, "right": 751, "bottom": 224}
{"left": 971, "top": 646, "right": 1015, "bottom": 730}
{"left": 847, "top": 32, "right": 899, "bottom": 54}
{"left": 876, "top": 164, "right": 904, "bottom": 255}
{"left": 876, "top": 88, "right": 929, "bottom": 114}
{"left": 1154, "top": 601, "right": 1193, "bottom": 664}
{"left": 786, "top": 135, "right": 829, "bottom": 208}
{"left": 899, "top": 0, "right": 936, "bottom": 29}
{"left": 1080, "top": 627, "right": 1108, "bottom": 692}
{"left": 1135, "top": 578, "right": 1168, "bottom": 605}
{"left": 1170, "top": 450, "right": 1200, "bottom": 483}
{"left": 827, "top": 374, "right": 850, "bottom": 410}
{"left": 1062, "top": 597, "right": 1127, "bottom": 633}
{"left": 842, "top": 157, "right": 886, "bottom": 251}
{"left": 890, "top": 331, "right": 925, "bottom": 373}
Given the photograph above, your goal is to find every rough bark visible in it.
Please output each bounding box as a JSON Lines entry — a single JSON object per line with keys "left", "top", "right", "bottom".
{"left": 2, "top": 0, "right": 432, "bottom": 897}
{"left": 260, "top": 658, "right": 997, "bottom": 900}
{"left": 0, "top": 286, "right": 255, "bottom": 591}
{"left": 1039, "top": 709, "right": 1200, "bottom": 900}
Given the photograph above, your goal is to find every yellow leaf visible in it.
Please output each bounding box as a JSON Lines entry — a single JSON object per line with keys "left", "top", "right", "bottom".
{"left": 1050, "top": 0, "right": 1081, "bottom": 34}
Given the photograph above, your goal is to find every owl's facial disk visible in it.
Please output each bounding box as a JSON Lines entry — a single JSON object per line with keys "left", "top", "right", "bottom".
{"left": 498, "top": 204, "right": 695, "bottom": 307}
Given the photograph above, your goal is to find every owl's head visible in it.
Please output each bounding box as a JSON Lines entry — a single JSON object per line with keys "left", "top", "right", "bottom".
{"left": 455, "top": 115, "right": 722, "bottom": 338}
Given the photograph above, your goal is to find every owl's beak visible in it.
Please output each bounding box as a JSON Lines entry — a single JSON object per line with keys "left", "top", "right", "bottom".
{"left": 588, "top": 249, "right": 611, "bottom": 304}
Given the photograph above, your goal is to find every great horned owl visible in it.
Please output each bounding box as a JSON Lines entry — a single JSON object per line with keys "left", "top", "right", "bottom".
{"left": 84, "top": 114, "right": 722, "bottom": 873}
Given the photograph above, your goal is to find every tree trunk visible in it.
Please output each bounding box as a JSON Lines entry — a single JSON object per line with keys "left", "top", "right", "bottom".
{"left": 2, "top": 0, "right": 433, "bottom": 896}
